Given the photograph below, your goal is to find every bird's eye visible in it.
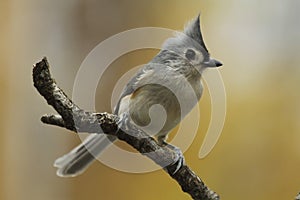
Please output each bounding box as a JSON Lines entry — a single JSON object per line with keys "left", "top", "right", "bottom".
{"left": 185, "top": 49, "right": 196, "bottom": 60}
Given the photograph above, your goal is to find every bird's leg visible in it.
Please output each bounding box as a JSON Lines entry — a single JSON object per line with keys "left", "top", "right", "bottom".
{"left": 157, "top": 135, "right": 185, "bottom": 175}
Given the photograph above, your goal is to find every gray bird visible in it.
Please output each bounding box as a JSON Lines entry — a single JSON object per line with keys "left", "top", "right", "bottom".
{"left": 54, "top": 15, "right": 222, "bottom": 177}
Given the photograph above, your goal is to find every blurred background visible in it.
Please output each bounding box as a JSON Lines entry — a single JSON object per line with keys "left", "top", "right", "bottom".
{"left": 1, "top": 0, "right": 300, "bottom": 199}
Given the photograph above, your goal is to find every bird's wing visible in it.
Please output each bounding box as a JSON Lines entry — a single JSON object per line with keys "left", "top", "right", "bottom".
{"left": 113, "top": 63, "right": 155, "bottom": 115}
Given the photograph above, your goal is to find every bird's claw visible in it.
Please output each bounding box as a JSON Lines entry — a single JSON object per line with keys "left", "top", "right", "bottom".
{"left": 163, "top": 143, "right": 185, "bottom": 175}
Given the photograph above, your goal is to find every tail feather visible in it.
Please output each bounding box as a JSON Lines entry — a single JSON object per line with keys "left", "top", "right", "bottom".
{"left": 54, "top": 134, "right": 117, "bottom": 177}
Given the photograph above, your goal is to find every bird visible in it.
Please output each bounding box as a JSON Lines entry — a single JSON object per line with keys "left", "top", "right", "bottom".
{"left": 54, "top": 15, "right": 223, "bottom": 177}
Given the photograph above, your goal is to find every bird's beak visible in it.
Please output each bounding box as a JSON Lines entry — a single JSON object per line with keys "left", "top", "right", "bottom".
{"left": 204, "top": 58, "right": 223, "bottom": 68}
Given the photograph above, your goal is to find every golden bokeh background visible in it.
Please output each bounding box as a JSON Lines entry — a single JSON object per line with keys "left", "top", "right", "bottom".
{"left": 1, "top": 0, "right": 300, "bottom": 200}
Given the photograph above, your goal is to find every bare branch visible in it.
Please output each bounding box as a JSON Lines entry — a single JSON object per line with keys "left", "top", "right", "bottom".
{"left": 33, "top": 57, "right": 220, "bottom": 200}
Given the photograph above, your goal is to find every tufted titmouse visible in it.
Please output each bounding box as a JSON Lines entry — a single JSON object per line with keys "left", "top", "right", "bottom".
{"left": 54, "top": 15, "right": 222, "bottom": 177}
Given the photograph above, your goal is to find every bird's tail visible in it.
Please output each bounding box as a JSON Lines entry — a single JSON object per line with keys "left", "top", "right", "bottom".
{"left": 54, "top": 134, "right": 117, "bottom": 177}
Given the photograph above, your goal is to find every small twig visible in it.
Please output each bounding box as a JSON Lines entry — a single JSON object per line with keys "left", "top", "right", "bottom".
{"left": 33, "top": 57, "right": 220, "bottom": 200}
{"left": 41, "top": 114, "right": 65, "bottom": 128}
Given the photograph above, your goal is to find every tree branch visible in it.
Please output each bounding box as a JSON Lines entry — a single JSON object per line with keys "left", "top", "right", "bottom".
{"left": 32, "top": 57, "right": 220, "bottom": 200}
